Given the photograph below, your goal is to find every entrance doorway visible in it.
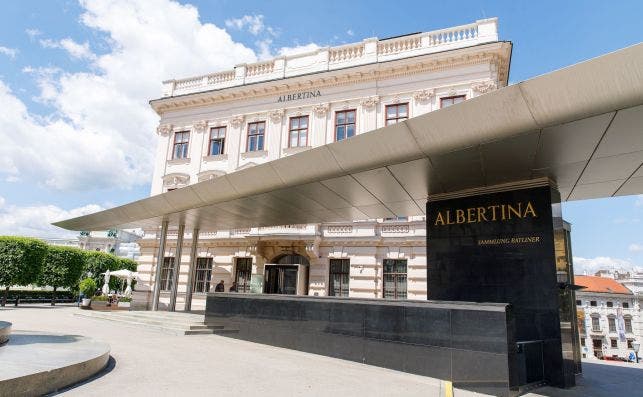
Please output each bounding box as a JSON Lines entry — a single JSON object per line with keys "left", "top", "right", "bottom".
{"left": 263, "top": 254, "right": 310, "bottom": 295}
{"left": 264, "top": 266, "right": 298, "bottom": 294}
{"left": 592, "top": 339, "right": 603, "bottom": 358}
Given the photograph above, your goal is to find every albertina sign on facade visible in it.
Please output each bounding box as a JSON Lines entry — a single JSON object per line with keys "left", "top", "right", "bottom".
{"left": 277, "top": 90, "right": 321, "bottom": 103}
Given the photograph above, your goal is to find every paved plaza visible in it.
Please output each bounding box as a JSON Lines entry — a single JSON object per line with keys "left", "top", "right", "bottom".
{"left": 1, "top": 305, "right": 642, "bottom": 396}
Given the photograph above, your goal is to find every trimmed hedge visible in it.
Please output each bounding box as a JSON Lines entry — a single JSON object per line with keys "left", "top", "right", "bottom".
{"left": 38, "top": 245, "right": 85, "bottom": 305}
{"left": 83, "top": 251, "right": 138, "bottom": 291}
{"left": 0, "top": 236, "right": 48, "bottom": 306}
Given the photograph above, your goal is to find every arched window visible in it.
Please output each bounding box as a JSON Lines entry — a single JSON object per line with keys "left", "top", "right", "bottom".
{"left": 272, "top": 254, "right": 309, "bottom": 266}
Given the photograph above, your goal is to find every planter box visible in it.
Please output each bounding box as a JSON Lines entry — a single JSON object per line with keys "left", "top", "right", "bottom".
{"left": 117, "top": 302, "right": 131, "bottom": 309}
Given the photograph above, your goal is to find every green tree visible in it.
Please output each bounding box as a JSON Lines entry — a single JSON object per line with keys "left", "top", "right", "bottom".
{"left": 82, "top": 251, "right": 120, "bottom": 291}
{"left": 0, "top": 236, "right": 48, "bottom": 306}
{"left": 37, "top": 246, "right": 85, "bottom": 305}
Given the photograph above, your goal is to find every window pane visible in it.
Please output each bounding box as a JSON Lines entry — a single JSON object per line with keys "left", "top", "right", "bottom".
{"left": 396, "top": 275, "right": 407, "bottom": 299}
{"left": 346, "top": 111, "right": 355, "bottom": 123}
{"left": 346, "top": 125, "right": 355, "bottom": 138}
{"left": 249, "top": 124, "right": 256, "bottom": 134}
{"left": 248, "top": 136, "right": 256, "bottom": 151}
{"left": 300, "top": 130, "right": 307, "bottom": 146}
{"left": 336, "top": 126, "right": 345, "bottom": 141}
{"left": 290, "top": 118, "right": 298, "bottom": 129}
{"left": 387, "top": 106, "right": 396, "bottom": 118}
{"left": 337, "top": 112, "right": 345, "bottom": 124}
{"left": 300, "top": 117, "right": 308, "bottom": 128}
{"left": 398, "top": 104, "right": 408, "bottom": 117}
{"left": 290, "top": 131, "right": 298, "bottom": 147}
{"left": 257, "top": 135, "right": 264, "bottom": 150}
{"left": 258, "top": 122, "right": 265, "bottom": 133}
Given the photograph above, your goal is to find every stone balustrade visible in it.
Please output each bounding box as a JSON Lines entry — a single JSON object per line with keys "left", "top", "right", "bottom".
{"left": 162, "top": 18, "right": 498, "bottom": 97}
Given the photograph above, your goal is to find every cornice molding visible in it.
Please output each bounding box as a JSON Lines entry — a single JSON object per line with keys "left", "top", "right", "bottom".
{"left": 152, "top": 45, "right": 511, "bottom": 114}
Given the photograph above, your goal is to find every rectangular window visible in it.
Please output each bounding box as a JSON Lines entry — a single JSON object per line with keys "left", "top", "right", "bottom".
{"left": 385, "top": 103, "right": 409, "bottom": 125}
{"left": 208, "top": 127, "right": 226, "bottom": 156}
{"left": 591, "top": 316, "right": 600, "bottom": 332}
{"left": 194, "top": 258, "right": 213, "bottom": 293}
{"left": 607, "top": 301, "right": 613, "bottom": 307}
{"left": 440, "top": 95, "right": 466, "bottom": 108}
{"left": 329, "top": 259, "right": 350, "bottom": 297}
{"left": 235, "top": 258, "right": 252, "bottom": 293}
{"left": 580, "top": 338, "right": 585, "bottom": 347}
{"left": 288, "top": 116, "right": 309, "bottom": 147}
{"left": 627, "top": 339, "right": 633, "bottom": 349}
{"left": 590, "top": 300, "right": 597, "bottom": 307}
{"left": 335, "top": 110, "right": 356, "bottom": 141}
{"left": 383, "top": 259, "right": 407, "bottom": 300}
{"left": 247, "top": 121, "right": 265, "bottom": 152}
{"left": 625, "top": 318, "right": 632, "bottom": 333}
{"left": 576, "top": 300, "right": 582, "bottom": 306}
{"left": 611, "top": 339, "right": 618, "bottom": 348}
{"left": 160, "top": 257, "right": 175, "bottom": 291}
{"left": 173, "top": 131, "right": 190, "bottom": 159}
{"left": 623, "top": 302, "right": 629, "bottom": 308}
{"left": 608, "top": 317, "right": 616, "bottom": 332}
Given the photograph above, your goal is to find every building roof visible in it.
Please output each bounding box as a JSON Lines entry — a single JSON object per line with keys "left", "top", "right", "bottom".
{"left": 575, "top": 275, "right": 633, "bottom": 295}
{"left": 53, "top": 43, "right": 643, "bottom": 232}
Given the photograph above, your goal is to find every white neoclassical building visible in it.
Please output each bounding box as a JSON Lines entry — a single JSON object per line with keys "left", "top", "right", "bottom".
{"left": 576, "top": 275, "right": 642, "bottom": 360}
{"left": 133, "top": 18, "right": 512, "bottom": 310}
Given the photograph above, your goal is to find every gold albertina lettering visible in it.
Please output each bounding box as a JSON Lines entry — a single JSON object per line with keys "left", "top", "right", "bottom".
{"left": 434, "top": 201, "right": 538, "bottom": 226}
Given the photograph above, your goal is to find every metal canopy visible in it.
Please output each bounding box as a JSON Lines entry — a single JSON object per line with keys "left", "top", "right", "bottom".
{"left": 54, "top": 44, "right": 643, "bottom": 232}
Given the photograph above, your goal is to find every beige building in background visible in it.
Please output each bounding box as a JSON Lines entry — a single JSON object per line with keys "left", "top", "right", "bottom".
{"left": 133, "top": 18, "right": 512, "bottom": 310}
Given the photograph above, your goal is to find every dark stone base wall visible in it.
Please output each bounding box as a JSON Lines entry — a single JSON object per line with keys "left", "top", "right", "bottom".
{"left": 206, "top": 293, "right": 518, "bottom": 397}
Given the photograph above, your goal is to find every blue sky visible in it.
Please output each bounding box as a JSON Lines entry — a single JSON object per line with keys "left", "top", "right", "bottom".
{"left": 0, "top": 0, "right": 641, "bottom": 274}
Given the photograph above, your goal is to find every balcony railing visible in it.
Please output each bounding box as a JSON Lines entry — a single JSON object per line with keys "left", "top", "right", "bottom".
{"left": 163, "top": 18, "right": 499, "bottom": 97}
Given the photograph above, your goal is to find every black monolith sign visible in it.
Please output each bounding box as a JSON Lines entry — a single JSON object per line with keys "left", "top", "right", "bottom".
{"left": 427, "top": 185, "right": 569, "bottom": 387}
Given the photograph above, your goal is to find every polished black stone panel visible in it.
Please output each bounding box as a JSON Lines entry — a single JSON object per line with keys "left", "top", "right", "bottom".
{"left": 427, "top": 185, "right": 569, "bottom": 388}
{"left": 206, "top": 294, "right": 517, "bottom": 397}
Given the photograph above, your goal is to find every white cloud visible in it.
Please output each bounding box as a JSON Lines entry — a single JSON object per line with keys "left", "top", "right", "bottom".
{"left": 26, "top": 28, "right": 41, "bottom": 39}
{"left": 4, "top": 0, "right": 256, "bottom": 191}
{"left": 40, "top": 38, "right": 96, "bottom": 61}
{"left": 277, "top": 43, "right": 321, "bottom": 57}
{"left": 629, "top": 243, "right": 643, "bottom": 252}
{"left": 0, "top": 198, "right": 103, "bottom": 238}
{"left": 573, "top": 256, "right": 643, "bottom": 275}
{"left": 0, "top": 46, "right": 18, "bottom": 59}
{"left": 346, "top": 29, "right": 354, "bottom": 36}
{"left": 225, "top": 14, "right": 266, "bottom": 35}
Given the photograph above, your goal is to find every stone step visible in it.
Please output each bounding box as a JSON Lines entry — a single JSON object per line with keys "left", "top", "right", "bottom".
{"left": 74, "top": 310, "right": 233, "bottom": 336}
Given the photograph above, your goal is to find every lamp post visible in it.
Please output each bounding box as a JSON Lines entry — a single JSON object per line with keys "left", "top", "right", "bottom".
{"left": 633, "top": 340, "right": 640, "bottom": 364}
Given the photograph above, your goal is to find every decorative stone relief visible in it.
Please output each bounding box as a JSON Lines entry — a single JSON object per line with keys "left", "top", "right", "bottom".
{"left": 447, "top": 88, "right": 458, "bottom": 97}
{"left": 413, "top": 89, "right": 434, "bottom": 103}
{"left": 230, "top": 115, "right": 245, "bottom": 128}
{"left": 360, "top": 95, "right": 380, "bottom": 109}
{"left": 312, "top": 103, "right": 329, "bottom": 116}
{"left": 193, "top": 120, "right": 208, "bottom": 133}
{"left": 269, "top": 109, "right": 285, "bottom": 123}
{"left": 162, "top": 173, "right": 190, "bottom": 189}
{"left": 471, "top": 80, "right": 497, "bottom": 94}
{"left": 156, "top": 124, "right": 173, "bottom": 136}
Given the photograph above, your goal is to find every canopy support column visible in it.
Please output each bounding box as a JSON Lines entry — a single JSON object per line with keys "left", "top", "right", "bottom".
{"left": 184, "top": 228, "right": 199, "bottom": 312}
{"left": 168, "top": 223, "right": 185, "bottom": 311}
{"left": 151, "top": 220, "right": 169, "bottom": 311}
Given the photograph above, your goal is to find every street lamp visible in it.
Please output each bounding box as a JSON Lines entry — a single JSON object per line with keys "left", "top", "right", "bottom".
{"left": 633, "top": 340, "right": 640, "bottom": 364}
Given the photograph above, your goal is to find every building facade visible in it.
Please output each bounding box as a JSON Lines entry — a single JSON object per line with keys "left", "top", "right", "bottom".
{"left": 134, "top": 18, "right": 512, "bottom": 310}
{"left": 576, "top": 275, "right": 642, "bottom": 360}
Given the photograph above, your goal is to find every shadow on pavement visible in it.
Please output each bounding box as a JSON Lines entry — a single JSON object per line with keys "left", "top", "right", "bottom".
{"left": 529, "top": 361, "right": 643, "bottom": 397}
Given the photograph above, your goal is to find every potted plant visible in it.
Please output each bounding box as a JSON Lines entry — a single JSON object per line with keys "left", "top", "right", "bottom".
{"left": 118, "top": 296, "right": 132, "bottom": 309}
{"left": 79, "top": 278, "right": 96, "bottom": 308}
{"left": 91, "top": 294, "right": 109, "bottom": 310}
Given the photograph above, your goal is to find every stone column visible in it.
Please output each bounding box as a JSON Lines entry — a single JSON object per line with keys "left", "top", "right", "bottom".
{"left": 168, "top": 223, "right": 185, "bottom": 311}
{"left": 184, "top": 228, "right": 199, "bottom": 312}
{"left": 152, "top": 220, "right": 169, "bottom": 311}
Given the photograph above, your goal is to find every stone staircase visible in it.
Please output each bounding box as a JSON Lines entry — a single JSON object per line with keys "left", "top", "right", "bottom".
{"left": 74, "top": 310, "right": 238, "bottom": 336}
